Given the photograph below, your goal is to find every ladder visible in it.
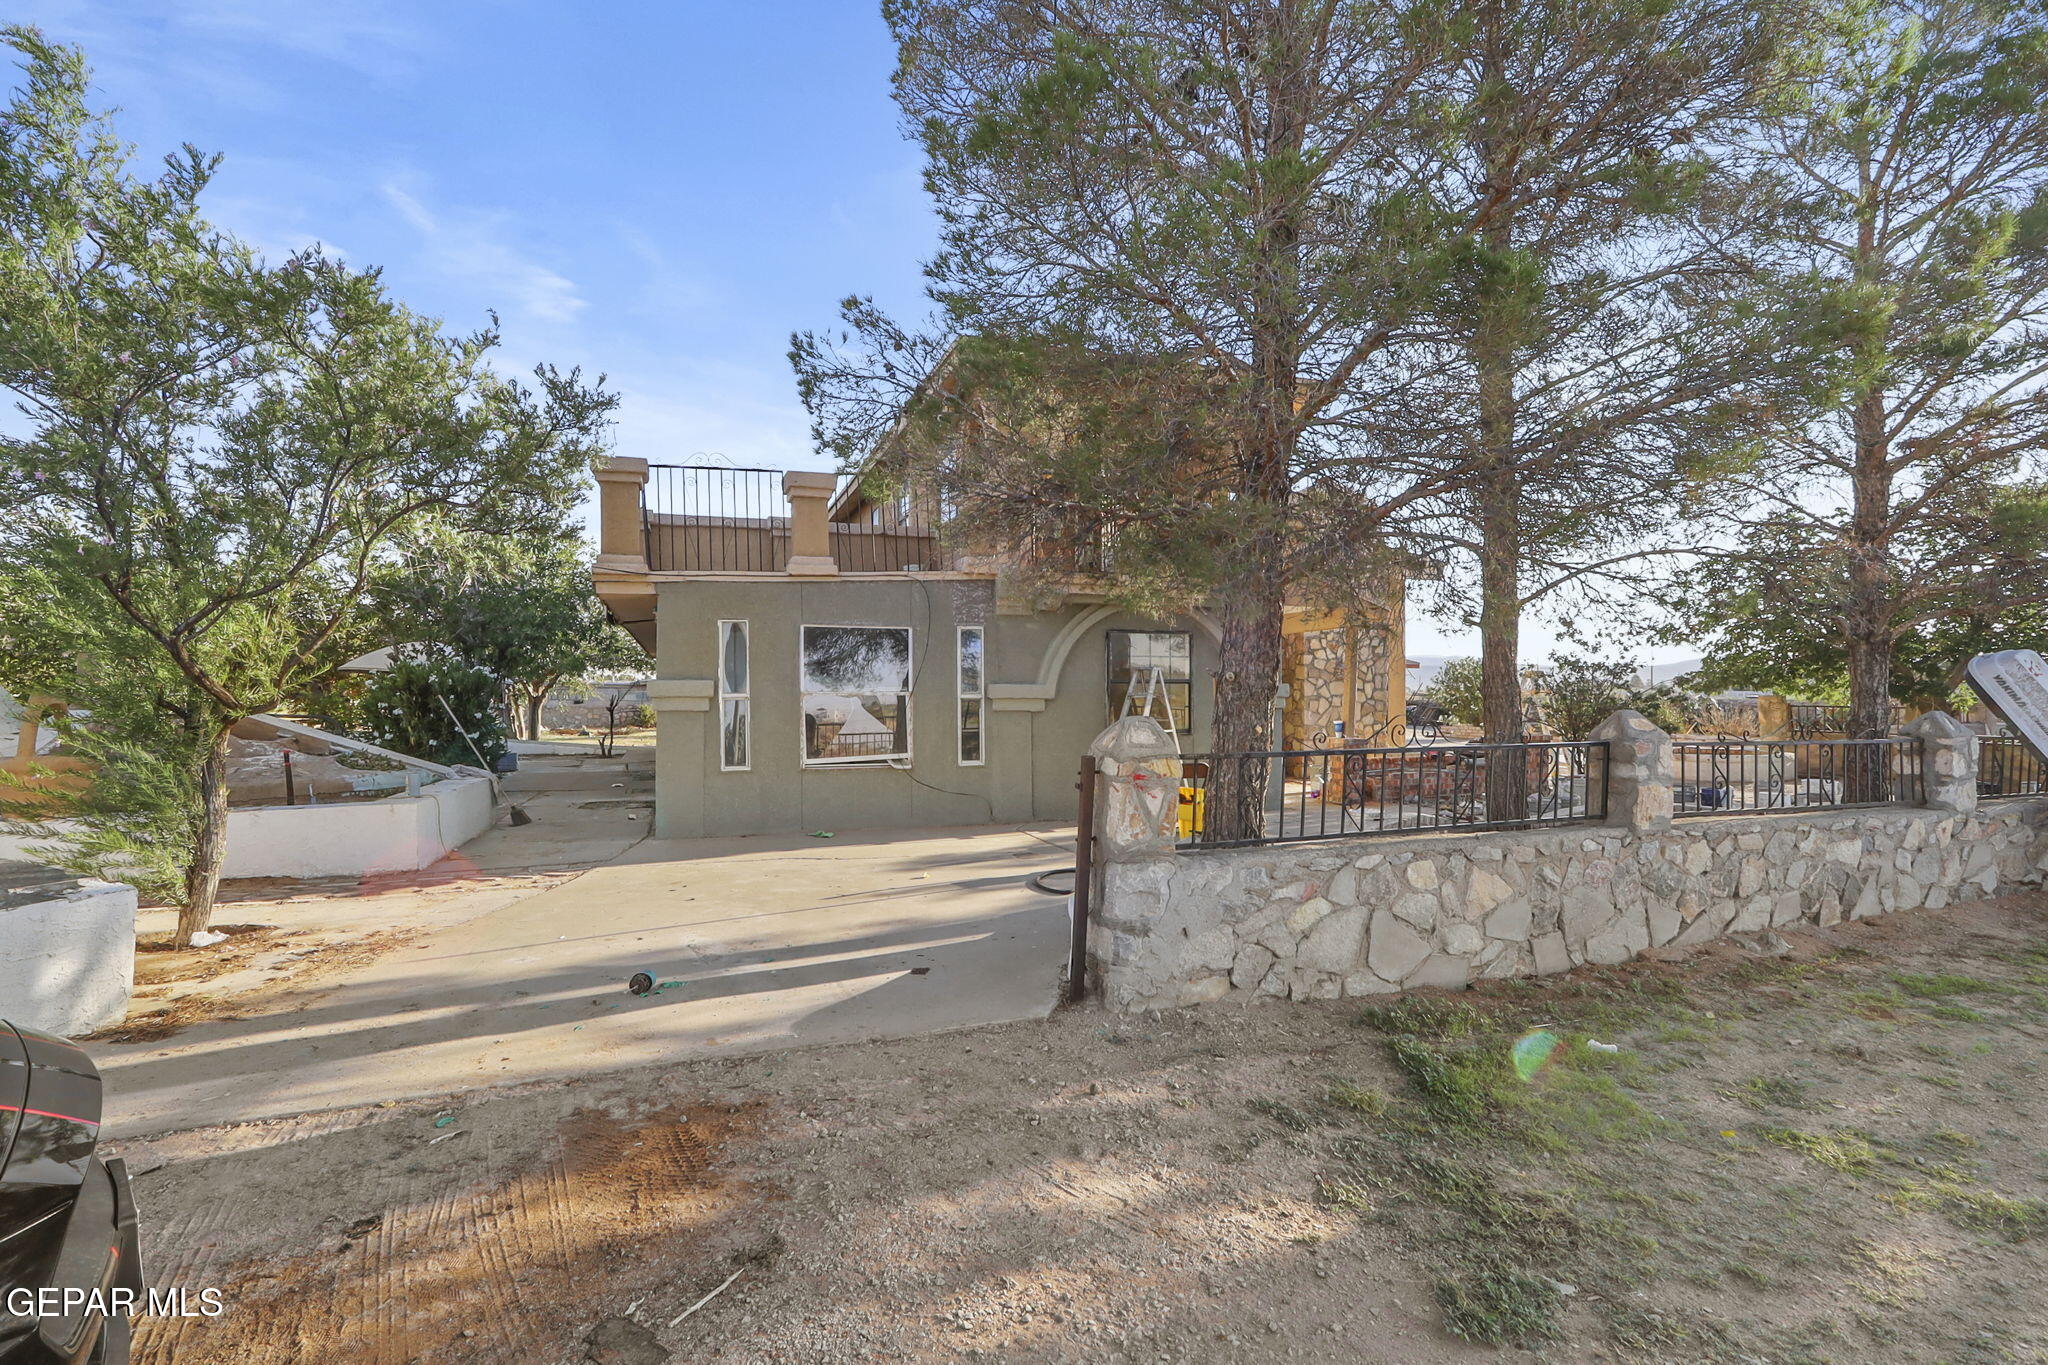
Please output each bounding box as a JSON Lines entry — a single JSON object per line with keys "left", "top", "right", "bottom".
{"left": 1119, "top": 665, "right": 1180, "bottom": 738}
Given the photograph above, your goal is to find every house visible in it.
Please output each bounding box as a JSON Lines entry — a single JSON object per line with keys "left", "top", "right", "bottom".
{"left": 591, "top": 461, "right": 1411, "bottom": 839}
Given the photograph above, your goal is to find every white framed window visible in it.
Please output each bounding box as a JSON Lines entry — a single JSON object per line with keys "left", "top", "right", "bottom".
{"left": 717, "top": 620, "right": 750, "bottom": 771}
{"left": 957, "top": 625, "right": 985, "bottom": 765}
{"left": 801, "top": 625, "right": 912, "bottom": 766}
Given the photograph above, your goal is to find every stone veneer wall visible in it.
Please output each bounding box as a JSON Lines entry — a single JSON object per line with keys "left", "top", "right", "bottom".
{"left": 1285, "top": 622, "right": 1401, "bottom": 748}
{"left": 1093, "top": 801, "right": 2048, "bottom": 1012}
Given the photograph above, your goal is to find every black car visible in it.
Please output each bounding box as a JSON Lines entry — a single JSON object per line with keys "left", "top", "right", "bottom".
{"left": 0, "top": 1023, "right": 140, "bottom": 1364}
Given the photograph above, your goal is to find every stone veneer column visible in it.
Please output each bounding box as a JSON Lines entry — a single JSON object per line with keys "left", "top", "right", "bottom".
{"left": 1587, "top": 708, "right": 1675, "bottom": 834}
{"left": 1083, "top": 717, "right": 1187, "bottom": 1011}
{"left": 1904, "top": 710, "right": 1978, "bottom": 816}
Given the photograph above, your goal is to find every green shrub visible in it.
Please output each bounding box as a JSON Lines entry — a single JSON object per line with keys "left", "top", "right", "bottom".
{"left": 1416, "top": 657, "right": 1483, "bottom": 725}
{"left": 364, "top": 657, "right": 508, "bottom": 769}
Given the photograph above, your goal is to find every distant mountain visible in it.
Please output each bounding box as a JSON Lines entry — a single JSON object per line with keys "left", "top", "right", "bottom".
{"left": 1638, "top": 659, "right": 1703, "bottom": 687}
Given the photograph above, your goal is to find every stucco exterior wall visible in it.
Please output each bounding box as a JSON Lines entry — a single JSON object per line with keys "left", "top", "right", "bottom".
{"left": 1091, "top": 800, "right": 2048, "bottom": 1013}
{"left": 0, "top": 870, "right": 136, "bottom": 1036}
{"left": 647, "top": 577, "right": 1228, "bottom": 838}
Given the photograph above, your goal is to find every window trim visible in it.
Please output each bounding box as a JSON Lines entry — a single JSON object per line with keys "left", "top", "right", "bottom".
{"left": 799, "top": 624, "right": 914, "bottom": 768}
{"left": 1106, "top": 628, "right": 1194, "bottom": 734}
{"left": 957, "top": 625, "right": 986, "bottom": 767}
{"left": 716, "top": 619, "right": 750, "bottom": 772}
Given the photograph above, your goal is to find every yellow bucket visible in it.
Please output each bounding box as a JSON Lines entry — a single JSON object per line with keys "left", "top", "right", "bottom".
{"left": 1177, "top": 785, "right": 1205, "bottom": 837}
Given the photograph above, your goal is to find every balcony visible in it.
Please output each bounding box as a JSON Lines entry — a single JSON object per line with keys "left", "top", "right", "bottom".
{"left": 594, "top": 459, "right": 948, "bottom": 577}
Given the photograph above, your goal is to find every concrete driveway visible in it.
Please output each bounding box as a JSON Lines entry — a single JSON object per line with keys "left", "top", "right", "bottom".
{"left": 93, "top": 821, "right": 1075, "bottom": 1136}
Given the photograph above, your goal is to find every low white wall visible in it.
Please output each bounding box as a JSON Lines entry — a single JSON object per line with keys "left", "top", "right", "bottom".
{"left": 0, "top": 874, "right": 136, "bottom": 1035}
{"left": 0, "top": 828, "right": 45, "bottom": 863}
{"left": 219, "top": 774, "right": 496, "bottom": 879}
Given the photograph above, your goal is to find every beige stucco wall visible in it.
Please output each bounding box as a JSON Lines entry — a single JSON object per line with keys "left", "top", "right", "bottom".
{"left": 648, "top": 577, "right": 1227, "bottom": 838}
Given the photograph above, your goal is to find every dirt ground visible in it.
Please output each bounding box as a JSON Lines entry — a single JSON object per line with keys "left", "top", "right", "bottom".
{"left": 92, "top": 866, "right": 587, "bottom": 1045}
{"left": 109, "top": 890, "right": 2048, "bottom": 1365}
{"left": 86, "top": 773, "right": 649, "bottom": 1048}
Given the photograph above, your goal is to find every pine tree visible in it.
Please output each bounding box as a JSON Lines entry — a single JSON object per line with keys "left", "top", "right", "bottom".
{"left": 801, "top": 0, "right": 1464, "bottom": 837}
{"left": 1693, "top": 0, "right": 2048, "bottom": 741}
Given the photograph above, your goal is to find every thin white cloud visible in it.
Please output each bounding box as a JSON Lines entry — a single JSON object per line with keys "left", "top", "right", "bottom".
{"left": 159, "top": 0, "right": 423, "bottom": 77}
{"left": 381, "top": 180, "right": 586, "bottom": 325}
{"left": 10, "top": 0, "right": 425, "bottom": 99}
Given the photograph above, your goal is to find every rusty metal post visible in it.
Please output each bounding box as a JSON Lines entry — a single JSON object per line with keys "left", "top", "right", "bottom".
{"left": 1067, "top": 754, "right": 1097, "bottom": 1005}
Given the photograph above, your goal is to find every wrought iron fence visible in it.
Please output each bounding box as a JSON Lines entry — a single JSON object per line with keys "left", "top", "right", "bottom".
{"left": 1174, "top": 741, "right": 1609, "bottom": 849}
{"left": 825, "top": 473, "right": 947, "bottom": 571}
{"left": 643, "top": 465, "right": 789, "bottom": 573}
{"left": 1979, "top": 735, "right": 2045, "bottom": 798}
{"left": 828, "top": 521, "right": 947, "bottom": 572}
{"left": 1674, "top": 737, "right": 1922, "bottom": 815}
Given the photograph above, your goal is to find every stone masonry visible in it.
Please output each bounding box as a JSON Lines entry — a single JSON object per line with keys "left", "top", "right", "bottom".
{"left": 1088, "top": 712, "right": 2048, "bottom": 1013}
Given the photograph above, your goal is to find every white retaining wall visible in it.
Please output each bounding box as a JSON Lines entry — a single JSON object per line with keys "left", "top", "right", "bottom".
{"left": 1, "top": 774, "right": 495, "bottom": 882}
{"left": 219, "top": 774, "right": 497, "bottom": 879}
{"left": 0, "top": 873, "right": 137, "bottom": 1035}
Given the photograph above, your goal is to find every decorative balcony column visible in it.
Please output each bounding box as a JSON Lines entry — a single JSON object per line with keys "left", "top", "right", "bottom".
{"left": 783, "top": 471, "right": 839, "bottom": 576}
{"left": 593, "top": 457, "right": 649, "bottom": 573}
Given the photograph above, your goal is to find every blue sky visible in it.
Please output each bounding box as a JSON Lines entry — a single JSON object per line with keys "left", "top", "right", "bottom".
{"left": 13, "top": 1, "right": 933, "bottom": 474}
{"left": 9, "top": 1, "right": 1678, "bottom": 663}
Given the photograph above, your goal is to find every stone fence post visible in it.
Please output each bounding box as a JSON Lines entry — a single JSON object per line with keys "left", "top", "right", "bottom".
{"left": 1084, "top": 717, "right": 1185, "bottom": 1011}
{"left": 1904, "top": 711, "right": 1978, "bottom": 816}
{"left": 1587, "top": 709, "right": 1675, "bottom": 834}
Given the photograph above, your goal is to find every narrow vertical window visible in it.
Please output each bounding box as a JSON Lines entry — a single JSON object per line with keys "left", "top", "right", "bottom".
{"left": 718, "top": 620, "right": 749, "bottom": 771}
{"left": 958, "top": 626, "right": 985, "bottom": 765}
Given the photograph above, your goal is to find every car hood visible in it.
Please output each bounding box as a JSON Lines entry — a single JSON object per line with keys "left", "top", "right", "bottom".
{"left": 0, "top": 1022, "right": 101, "bottom": 1190}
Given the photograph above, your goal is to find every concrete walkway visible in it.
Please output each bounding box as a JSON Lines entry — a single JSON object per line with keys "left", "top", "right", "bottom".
{"left": 93, "top": 822, "right": 1074, "bottom": 1137}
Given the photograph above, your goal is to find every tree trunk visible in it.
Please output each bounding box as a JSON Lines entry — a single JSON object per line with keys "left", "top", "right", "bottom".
{"left": 1208, "top": 558, "right": 1287, "bottom": 842}
{"left": 1843, "top": 389, "right": 1895, "bottom": 741}
{"left": 1473, "top": 277, "right": 1526, "bottom": 818}
{"left": 1477, "top": 473, "right": 1528, "bottom": 823}
{"left": 1841, "top": 381, "right": 1894, "bottom": 801}
{"left": 1203, "top": 7, "right": 1305, "bottom": 843}
{"left": 177, "top": 723, "right": 235, "bottom": 941}
{"left": 1474, "top": 341, "right": 1523, "bottom": 751}
{"left": 1472, "top": 18, "right": 1527, "bottom": 824}
{"left": 524, "top": 690, "right": 544, "bottom": 742}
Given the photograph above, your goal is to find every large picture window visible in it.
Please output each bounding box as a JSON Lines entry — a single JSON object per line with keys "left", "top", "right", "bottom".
{"left": 717, "top": 620, "right": 749, "bottom": 770}
{"left": 1107, "top": 629, "right": 1192, "bottom": 733}
{"left": 958, "top": 626, "right": 985, "bottom": 765}
{"left": 801, "top": 625, "right": 912, "bottom": 765}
